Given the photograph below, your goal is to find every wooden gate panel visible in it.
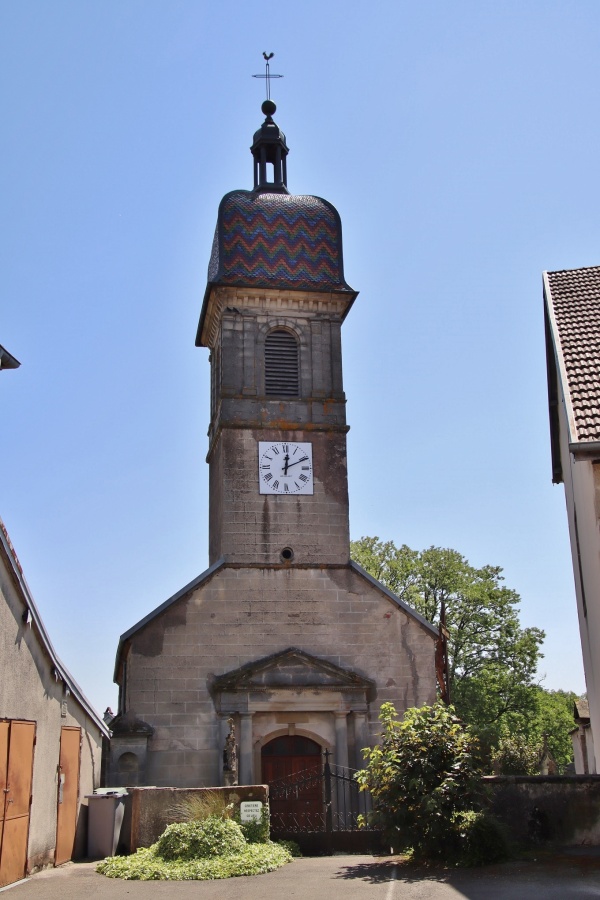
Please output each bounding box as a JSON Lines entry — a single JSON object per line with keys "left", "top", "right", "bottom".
{"left": 0, "top": 721, "right": 9, "bottom": 852}
{"left": 262, "top": 738, "right": 323, "bottom": 828}
{"left": 6, "top": 723, "right": 35, "bottom": 819}
{"left": 0, "top": 721, "right": 35, "bottom": 889}
{"left": 55, "top": 727, "right": 81, "bottom": 866}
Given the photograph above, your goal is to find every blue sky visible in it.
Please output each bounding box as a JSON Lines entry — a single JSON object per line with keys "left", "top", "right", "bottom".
{"left": 2, "top": 1, "right": 598, "bottom": 713}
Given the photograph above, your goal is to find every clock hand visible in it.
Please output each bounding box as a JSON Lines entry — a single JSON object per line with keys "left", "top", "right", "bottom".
{"left": 285, "top": 455, "right": 309, "bottom": 470}
{"left": 283, "top": 453, "right": 290, "bottom": 475}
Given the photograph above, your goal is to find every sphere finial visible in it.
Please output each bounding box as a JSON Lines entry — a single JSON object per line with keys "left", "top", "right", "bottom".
{"left": 262, "top": 99, "right": 276, "bottom": 118}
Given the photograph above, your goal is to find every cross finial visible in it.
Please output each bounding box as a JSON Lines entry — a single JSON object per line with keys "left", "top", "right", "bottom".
{"left": 253, "top": 51, "right": 283, "bottom": 102}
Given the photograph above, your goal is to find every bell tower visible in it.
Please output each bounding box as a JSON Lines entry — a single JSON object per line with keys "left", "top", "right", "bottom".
{"left": 196, "top": 99, "right": 358, "bottom": 568}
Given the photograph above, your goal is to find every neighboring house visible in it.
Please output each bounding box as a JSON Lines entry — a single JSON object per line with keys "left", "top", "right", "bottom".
{"left": 544, "top": 265, "right": 600, "bottom": 773}
{"left": 0, "top": 517, "right": 109, "bottom": 886}
{"left": 570, "top": 698, "right": 594, "bottom": 775}
{"left": 109, "top": 100, "right": 437, "bottom": 802}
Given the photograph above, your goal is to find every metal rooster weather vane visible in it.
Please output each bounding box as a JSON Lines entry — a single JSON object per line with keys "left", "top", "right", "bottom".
{"left": 253, "top": 51, "right": 283, "bottom": 101}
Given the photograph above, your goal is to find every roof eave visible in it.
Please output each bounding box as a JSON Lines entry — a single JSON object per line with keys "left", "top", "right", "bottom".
{"left": 349, "top": 560, "right": 438, "bottom": 638}
{"left": 543, "top": 271, "right": 579, "bottom": 483}
{"left": 114, "top": 558, "right": 226, "bottom": 681}
{"left": 0, "top": 345, "right": 21, "bottom": 370}
{"left": 568, "top": 441, "right": 600, "bottom": 460}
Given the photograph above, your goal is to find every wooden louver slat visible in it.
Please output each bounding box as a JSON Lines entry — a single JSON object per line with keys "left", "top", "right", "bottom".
{"left": 265, "top": 330, "right": 299, "bottom": 397}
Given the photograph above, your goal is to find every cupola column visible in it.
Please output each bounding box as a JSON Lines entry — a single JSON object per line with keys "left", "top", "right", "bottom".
{"left": 250, "top": 99, "right": 290, "bottom": 192}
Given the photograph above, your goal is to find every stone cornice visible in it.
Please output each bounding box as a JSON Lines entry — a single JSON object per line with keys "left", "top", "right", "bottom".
{"left": 198, "top": 285, "right": 353, "bottom": 350}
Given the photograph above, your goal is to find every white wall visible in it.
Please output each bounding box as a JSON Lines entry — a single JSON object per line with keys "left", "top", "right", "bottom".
{"left": 557, "top": 393, "right": 599, "bottom": 772}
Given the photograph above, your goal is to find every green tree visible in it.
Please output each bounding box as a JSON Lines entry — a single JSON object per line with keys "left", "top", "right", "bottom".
{"left": 350, "top": 537, "right": 546, "bottom": 749}
{"left": 491, "top": 734, "right": 543, "bottom": 775}
{"left": 356, "top": 702, "right": 509, "bottom": 864}
{"left": 515, "top": 687, "right": 579, "bottom": 773}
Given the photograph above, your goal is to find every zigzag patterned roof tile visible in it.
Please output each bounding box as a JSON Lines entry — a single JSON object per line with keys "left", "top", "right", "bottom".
{"left": 207, "top": 190, "right": 354, "bottom": 294}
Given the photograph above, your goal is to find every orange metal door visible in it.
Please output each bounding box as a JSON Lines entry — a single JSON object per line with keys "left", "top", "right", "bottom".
{"left": 55, "top": 727, "right": 81, "bottom": 866}
{"left": 0, "top": 721, "right": 36, "bottom": 888}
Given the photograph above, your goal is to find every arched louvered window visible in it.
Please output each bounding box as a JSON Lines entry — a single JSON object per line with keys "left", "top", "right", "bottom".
{"left": 265, "top": 329, "right": 299, "bottom": 397}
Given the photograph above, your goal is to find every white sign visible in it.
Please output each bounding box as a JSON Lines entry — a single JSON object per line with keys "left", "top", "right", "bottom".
{"left": 240, "top": 801, "right": 263, "bottom": 822}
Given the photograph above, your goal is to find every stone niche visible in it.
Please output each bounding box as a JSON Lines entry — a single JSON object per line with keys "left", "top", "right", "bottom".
{"left": 107, "top": 713, "right": 154, "bottom": 787}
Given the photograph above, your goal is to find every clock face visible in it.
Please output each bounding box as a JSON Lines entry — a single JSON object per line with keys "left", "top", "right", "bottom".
{"left": 258, "top": 441, "right": 314, "bottom": 495}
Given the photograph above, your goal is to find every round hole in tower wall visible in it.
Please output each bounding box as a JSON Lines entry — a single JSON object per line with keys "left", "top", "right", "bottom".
{"left": 280, "top": 547, "right": 294, "bottom": 562}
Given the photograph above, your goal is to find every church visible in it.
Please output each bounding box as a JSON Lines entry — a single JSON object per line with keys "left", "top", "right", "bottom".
{"left": 108, "top": 96, "right": 436, "bottom": 790}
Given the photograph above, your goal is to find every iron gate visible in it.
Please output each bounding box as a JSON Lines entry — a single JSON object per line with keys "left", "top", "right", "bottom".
{"left": 268, "top": 750, "right": 380, "bottom": 854}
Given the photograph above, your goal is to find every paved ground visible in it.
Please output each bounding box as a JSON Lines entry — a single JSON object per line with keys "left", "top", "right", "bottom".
{"left": 3, "top": 852, "right": 600, "bottom": 899}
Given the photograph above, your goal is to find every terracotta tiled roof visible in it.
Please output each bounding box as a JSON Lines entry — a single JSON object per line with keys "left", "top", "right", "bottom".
{"left": 545, "top": 266, "right": 600, "bottom": 442}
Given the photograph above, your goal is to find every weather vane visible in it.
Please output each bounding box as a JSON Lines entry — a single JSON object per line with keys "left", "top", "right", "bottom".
{"left": 253, "top": 51, "right": 283, "bottom": 101}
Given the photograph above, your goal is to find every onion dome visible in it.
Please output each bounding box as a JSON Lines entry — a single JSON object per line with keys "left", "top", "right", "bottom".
{"left": 196, "top": 101, "right": 356, "bottom": 345}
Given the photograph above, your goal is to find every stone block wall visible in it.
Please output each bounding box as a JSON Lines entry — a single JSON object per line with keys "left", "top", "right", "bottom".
{"left": 486, "top": 775, "right": 600, "bottom": 846}
{"left": 122, "top": 563, "right": 436, "bottom": 788}
{"left": 209, "top": 428, "right": 350, "bottom": 565}
{"left": 123, "top": 784, "right": 269, "bottom": 852}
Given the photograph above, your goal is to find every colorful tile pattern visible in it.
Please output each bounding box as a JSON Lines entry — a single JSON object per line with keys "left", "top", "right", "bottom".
{"left": 208, "top": 191, "right": 353, "bottom": 292}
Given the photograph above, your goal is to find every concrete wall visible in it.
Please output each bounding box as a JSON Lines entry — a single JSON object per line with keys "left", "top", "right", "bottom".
{"left": 123, "top": 784, "right": 269, "bottom": 852}
{"left": 0, "top": 546, "right": 104, "bottom": 870}
{"left": 122, "top": 563, "right": 435, "bottom": 788}
{"left": 487, "top": 775, "right": 600, "bottom": 846}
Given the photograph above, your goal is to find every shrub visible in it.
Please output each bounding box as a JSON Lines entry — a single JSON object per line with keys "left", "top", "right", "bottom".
{"left": 155, "top": 817, "right": 246, "bottom": 861}
{"left": 451, "top": 810, "right": 510, "bottom": 866}
{"left": 97, "top": 842, "right": 292, "bottom": 881}
{"left": 276, "top": 839, "right": 302, "bottom": 857}
{"left": 356, "top": 701, "right": 493, "bottom": 862}
{"left": 235, "top": 807, "right": 270, "bottom": 844}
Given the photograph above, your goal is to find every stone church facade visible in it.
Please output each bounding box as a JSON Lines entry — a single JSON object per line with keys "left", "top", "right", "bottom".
{"left": 109, "top": 99, "right": 436, "bottom": 789}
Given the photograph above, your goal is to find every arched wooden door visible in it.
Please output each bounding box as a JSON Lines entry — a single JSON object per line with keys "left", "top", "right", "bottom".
{"left": 261, "top": 735, "right": 323, "bottom": 830}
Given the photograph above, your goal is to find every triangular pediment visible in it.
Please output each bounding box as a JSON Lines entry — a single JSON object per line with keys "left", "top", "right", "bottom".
{"left": 212, "top": 647, "right": 373, "bottom": 692}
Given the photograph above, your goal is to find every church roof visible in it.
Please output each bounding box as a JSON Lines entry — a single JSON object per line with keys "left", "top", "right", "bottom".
{"left": 207, "top": 190, "right": 354, "bottom": 295}
{"left": 114, "top": 559, "right": 437, "bottom": 682}
{"left": 544, "top": 266, "right": 600, "bottom": 481}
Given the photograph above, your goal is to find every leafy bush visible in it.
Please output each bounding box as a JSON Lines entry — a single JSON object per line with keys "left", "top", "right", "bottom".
{"left": 155, "top": 817, "right": 246, "bottom": 861}
{"left": 451, "top": 810, "right": 510, "bottom": 866}
{"left": 97, "top": 842, "right": 292, "bottom": 881}
{"left": 356, "top": 701, "right": 506, "bottom": 864}
{"left": 235, "top": 807, "right": 270, "bottom": 844}
{"left": 276, "top": 839, "right": 302, "bottom": 857}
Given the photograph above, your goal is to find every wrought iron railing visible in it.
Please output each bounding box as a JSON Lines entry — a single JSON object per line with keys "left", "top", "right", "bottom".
{"left": 268, "top": 753, "right": 374, "bottom": 834}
